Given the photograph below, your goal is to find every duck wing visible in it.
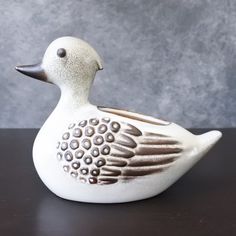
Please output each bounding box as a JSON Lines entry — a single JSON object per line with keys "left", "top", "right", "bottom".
{"left": 97, "top": 107, "right": 183, "bottom": 184}
{"left": 56, "top": 110, "right": 183, "bottom": 185}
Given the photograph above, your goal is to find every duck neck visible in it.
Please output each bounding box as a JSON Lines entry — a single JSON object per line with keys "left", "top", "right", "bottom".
{"left": 59, "top": 86, "right": 89, "bottom": 108}
{"left": 58, "top": 77, "right": 94, "bottom": 111}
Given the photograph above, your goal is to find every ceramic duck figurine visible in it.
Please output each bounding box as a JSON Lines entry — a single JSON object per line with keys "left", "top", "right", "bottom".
{"left": 15, "top": 37, "right": 222, "bottom": 203}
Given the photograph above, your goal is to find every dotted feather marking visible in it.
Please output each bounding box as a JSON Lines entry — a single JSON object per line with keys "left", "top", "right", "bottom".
{"left": 56, "top": 117, "right": 183, "bottom": 185}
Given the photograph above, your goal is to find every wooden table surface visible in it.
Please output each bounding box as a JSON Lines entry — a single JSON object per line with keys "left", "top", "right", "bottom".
{"left": 0, "top": 129, "right": 235, "bottom": 236}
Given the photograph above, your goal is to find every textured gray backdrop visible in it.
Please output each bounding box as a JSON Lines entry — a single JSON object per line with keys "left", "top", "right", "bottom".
{"left": 0, "top": 0, "right": 235, "bottom": 128}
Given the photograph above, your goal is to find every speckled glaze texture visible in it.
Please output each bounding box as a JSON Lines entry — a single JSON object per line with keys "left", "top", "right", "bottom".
{"left": 15, "top": 37, "right": 222, "bottom": 203}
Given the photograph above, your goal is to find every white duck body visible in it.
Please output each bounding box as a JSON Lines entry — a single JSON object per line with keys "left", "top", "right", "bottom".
{"left": 16, "top": 37, "right": 222, "bottom": 203}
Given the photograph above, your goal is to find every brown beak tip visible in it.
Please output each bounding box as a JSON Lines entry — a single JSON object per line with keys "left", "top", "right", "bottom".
{"left": 15, "top": 63, "right": 48, "bottom": 82}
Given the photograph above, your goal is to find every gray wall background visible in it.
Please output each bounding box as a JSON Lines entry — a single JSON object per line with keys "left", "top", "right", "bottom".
{"left": 0, "top": 0, "right": 235, "bottom": 128}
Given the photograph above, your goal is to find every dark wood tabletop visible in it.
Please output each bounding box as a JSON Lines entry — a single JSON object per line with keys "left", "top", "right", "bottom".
{"left": 0, "top": 129, "right": 235, "bottom": 236}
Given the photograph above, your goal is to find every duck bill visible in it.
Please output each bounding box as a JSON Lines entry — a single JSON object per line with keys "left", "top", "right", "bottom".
{"left": 15, "top": 63, "right": 48, "bottom": 82}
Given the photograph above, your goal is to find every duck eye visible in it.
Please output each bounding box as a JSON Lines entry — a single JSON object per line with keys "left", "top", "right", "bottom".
{"left": 57, "top": 48, "right": 66, "bottom": 58}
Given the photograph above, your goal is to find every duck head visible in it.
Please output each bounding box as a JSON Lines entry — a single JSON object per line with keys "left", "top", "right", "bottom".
{"left": 15, "top": 36, "right": 103, "bottom": 90}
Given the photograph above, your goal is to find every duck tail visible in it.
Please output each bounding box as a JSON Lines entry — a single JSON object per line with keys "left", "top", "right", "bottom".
{"left": 197, "top": 130, "right": 222, "bottom": 156}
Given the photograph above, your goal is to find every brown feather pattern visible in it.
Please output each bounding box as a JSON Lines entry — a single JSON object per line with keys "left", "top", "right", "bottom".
{"left": 99, "top": 121, "right": 183, "bottom": 183}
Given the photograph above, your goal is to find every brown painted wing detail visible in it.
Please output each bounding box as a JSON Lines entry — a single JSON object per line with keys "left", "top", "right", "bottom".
{"left": 98, "top": 106, "right": 170, "bottom": 126}
{"left": 57, "top": 117, "right": 181, "bottom": 185}
{"left": 99, "top": 123, "right": 183, "bottom": 184}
